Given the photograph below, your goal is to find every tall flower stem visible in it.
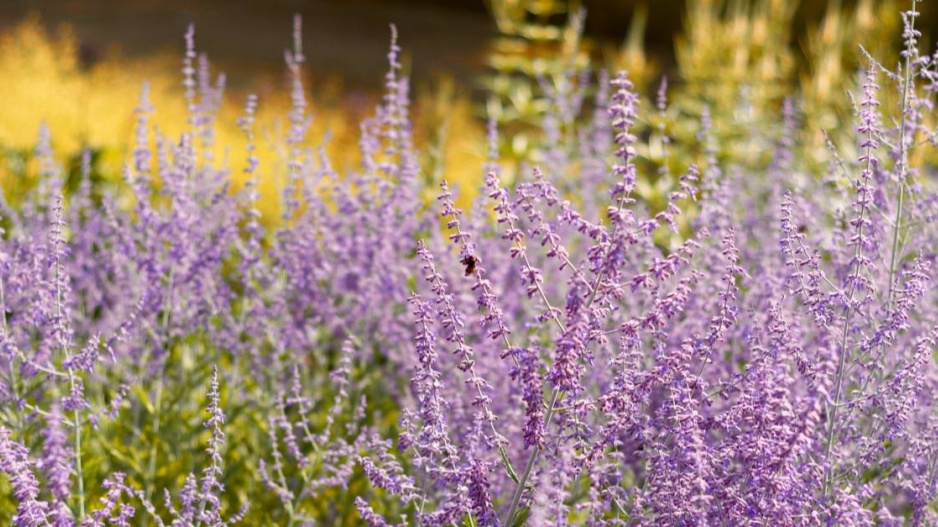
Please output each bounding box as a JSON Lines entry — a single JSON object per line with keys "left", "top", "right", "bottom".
{"left": 823, "top": 80, "right": 877, "bottom": 497}
{"left": 886, "top": 0, "right": 918, "bottom": 310}
{"left": 824, "top": 2, "right": 917, "bottom": 494}
{"left": 502, "top": 80, "right": 639, "bottom": 519}
{"left": 487, "top": 173, "right": 571, "bottom": 524}
{"left": 503, "top": 188, "right": 629, "bottom": 524}
{"left": 0, "top": 275, "right": 27, "bottom": 436}
{"left": 504, "top": 389, "right": 560, "bottom": 523}
{"left": 142, "top": 263, "right": 175, "bottom": 527}
{"left": 53, "top": 231, "right": 85, "bottom": 520}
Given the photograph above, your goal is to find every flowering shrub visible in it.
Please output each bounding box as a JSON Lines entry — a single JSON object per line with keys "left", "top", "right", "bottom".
{"left": 2, "top": 1, "right": 938, "bottom": 525}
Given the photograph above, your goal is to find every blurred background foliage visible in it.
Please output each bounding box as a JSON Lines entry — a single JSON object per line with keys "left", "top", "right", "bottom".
{"left": 0, "top": 0, "right": 928, "bottom": 214}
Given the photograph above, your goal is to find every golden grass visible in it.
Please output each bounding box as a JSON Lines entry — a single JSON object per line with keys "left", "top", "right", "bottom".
{"left": 0, "top": 15, "right": 487, "bottom": 220}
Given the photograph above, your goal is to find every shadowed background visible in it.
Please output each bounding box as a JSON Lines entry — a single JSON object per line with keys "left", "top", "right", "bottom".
{"left": 2, "top": 0, "right": 936, "bottom": 90}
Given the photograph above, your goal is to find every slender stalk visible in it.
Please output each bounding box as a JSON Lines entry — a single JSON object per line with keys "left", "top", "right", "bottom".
{"left": 54, "top": 241, "right": 85, "bottom": 519}
{"left": 822, "top": 99, "right": 875, "bottom": 497}
{"left": 143, "top": 378, "right": 164, "bottom": 496}
{"left": 72, "top": 407, "right": 84, "bottom": 519}
{"left": 414, "top": 308, "right": 478, "bottom": 527}
{"left": 277, "top": 391, "right": 314, "bottom": 527}
{"left": 504, "top": 389, "right": 560, "bottom": 523}
{"left": 142, "top": 264, "right": 175, "bottom": 527}
{"left": 0, "top": 275, "right": 27, "bottom": 436}
{"left": 503, "top": 179, "right": 634, "bottom": 524}
{"left": 0, "top": 276, "right": 7, "bottom": 331}
{"left": 274, "top": 455, "right": 297, "bottom": 526}
{"left": 823, "top": 316, "right": 854, "bottom": 495}
{"left": 194, "top": 430, "right": 222, "bottom": 527}
{"left": 285, "top": 468, "right": 313, "bottom": 527}
{"left": 886, "top": 1, "right": 917, "bottom": 309}
{"left": 825, "top": 2, "right": 917, "bottom": 496}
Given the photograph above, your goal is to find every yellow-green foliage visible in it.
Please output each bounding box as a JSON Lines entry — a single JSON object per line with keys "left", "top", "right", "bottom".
{"left": 483, "top": 0, "right": 908, "bottom": 185}
{"left": 0, "top": 16, "right": 486, "bottom": 219}
{"left": 678, "top": 0, "right": 797, "bottom": 115}
{"left": 0, "top": 1, "right": 914, "bottom": 220}
{"left": 415, "top": 76, "right": 489, "bottom": 207}
{"left": 484, "top": 0, "right": 590, "bottom": 169}
{"left": 801, "top": 0, "right": 902, "bottom": 169}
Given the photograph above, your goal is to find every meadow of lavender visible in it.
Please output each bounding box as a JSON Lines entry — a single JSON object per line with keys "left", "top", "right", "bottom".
{"left": 1, "top": 0, "right": 938, "bottom": 525}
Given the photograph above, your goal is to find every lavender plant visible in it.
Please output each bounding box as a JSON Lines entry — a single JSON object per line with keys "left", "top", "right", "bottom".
{"left": 1, "top": 2, "right": 938, "bottom": 526}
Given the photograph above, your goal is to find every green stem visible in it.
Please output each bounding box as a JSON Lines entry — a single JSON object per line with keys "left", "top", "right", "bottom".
{"left": 285, "top": 474, "right": 310, "bottom": 527}
{"left": 0, "top": 277, "right": 27, "bottom": 436}
{"left": 823, "top": 320, "right": 852, "bottom": 495}
{"left": 274, "top": 450, "right": 298, "bottom": 526}
{"left": 886, "top": 185, "right": 904, "bottom": 304}
{"left": 73, "top": 408, "right": 85, "bottom": 519}
{"left": 504, "top": 389, "right": 560, "bottom": 524}
{"left": 142, "top": 264, "right": 175, "bottom": 527}
{"left": 143, "top": 376, "right": 164, "bottom": 499}
{"left": 887, "top": 0, "right": 917, "bottom": 309}
{"left": 503, "top": 177, "right": 634, "bottom": 524}
{"left": 826, "top": 1, "right": 917, "bottom": 498}
{"left": 50, "top": 226, "right": 86, "bottom": 519}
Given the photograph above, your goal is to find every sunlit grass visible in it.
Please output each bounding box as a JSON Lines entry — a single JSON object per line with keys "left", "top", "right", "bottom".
{"left": 0, "top": 15, "right": 487, "bottom": 220}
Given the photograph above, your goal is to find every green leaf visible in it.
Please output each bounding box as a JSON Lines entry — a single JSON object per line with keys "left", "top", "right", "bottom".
{"left": 499, "top": 445, "right": 519, "bottom": 484}
{"left": 509, "top": 507, "right": 530, "bottom": 527}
